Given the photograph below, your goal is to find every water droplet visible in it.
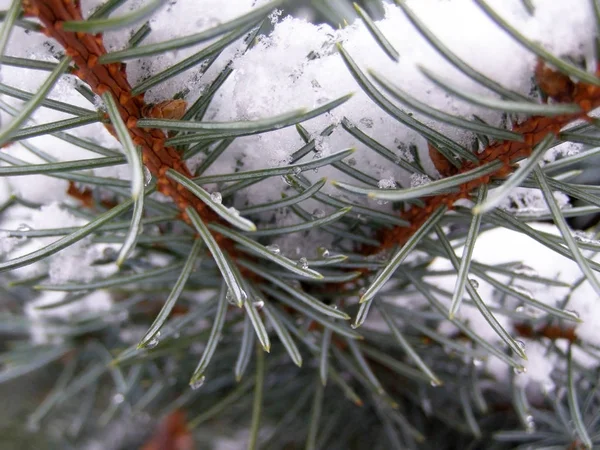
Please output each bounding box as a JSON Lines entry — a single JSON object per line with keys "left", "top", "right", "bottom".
{"left": 512, "top": 285, "right": 533, "bottom": 299}
{"left": 312, "top": 208, "right": 326, "bottom": 219}
{"left": 513, "top": 264, "right": 538, "bottom": 277}
{"left": 210, "top": 192, "right": 222, "bottom": 204}
{"left": 473, "top": 358, "right": 484, "bottom": 367}
{"left": 332, "top": 305, "right": 338, "bottom": 310}
{"left": 313, "top": 150, "right": 323, "bottom": 159}
{"left": 226, "top": 289, "right": 248, "bottom": 305}
{"left": 513, "top": 366, "right": 527, "bottom": 375}
{"left": 143, "top": 166, "right": 152, "bottom": 186}
{"left": 469, "top": 279, "right": 479, "bottom": 289}
{"left": 563, "top": 309, "right": 579, "bottom": 319}
{"left": 346, "top": 157, "right": 357, "bottom": 167}
{"left": 516, "top": 340, "right": 526, "bottom": 351}
{"left": 318, "top": 247, "right": 330, "bottom": 258}
{"left": 292, "top": 166, "right": 302, "bottom": 175}
{"left": 253, "top": 300, "right": 265, "bottom": 310}
{"left": 351, "top": 323, "right": 359, "bottom": 330}
{"left": 266, "top": 244, "right": 280, "bottom": 255}
{"left": 190, "top": 376, "right": 205, "bottom": 390}
{"left": 516, "top": 304, "right": 540, "bottom": 318}
{"left": 112, "top": 393, "right": 125, "bottom": 404}
{"left": 297, "top": 257, "right": 309, "bottom": 270}
{"left": 525, "top": 415, "right": 536, "bottom": 433}
{"left": 430, "top": 380, "right": 441, "bottom": 387}
{"left": 17, "top": 223, "right": 32, "bottom": 232}
{"left": 146, "top": 334, "right": 160, "bottom": 349}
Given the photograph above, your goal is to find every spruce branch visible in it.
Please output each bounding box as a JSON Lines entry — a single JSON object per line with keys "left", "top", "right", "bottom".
{"left": 24, "top": 0, "right": 220, "bottom": 229}
{"left": 373, "top": 61, "right": 600, "bottom": 252}
{"left": 2, "top": 1, "right": 600, "bottom": 448}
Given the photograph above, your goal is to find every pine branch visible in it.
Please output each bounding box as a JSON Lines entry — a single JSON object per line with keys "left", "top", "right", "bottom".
{"left": 374, "top": 61, "right": 600, "bottom": 251}
{"left": 24, "top": 0, "right": 219, "bottom": 228}
{"left": 3, "top": 1, "right": 600, "bottom": 448}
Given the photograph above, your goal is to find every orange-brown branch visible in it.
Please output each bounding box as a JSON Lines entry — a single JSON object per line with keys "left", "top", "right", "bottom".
{"left": 66, "top": 180, "right": 93, "bottom": 208}
{"left": 514, "top": 322, "right": 577, "bottom": 343}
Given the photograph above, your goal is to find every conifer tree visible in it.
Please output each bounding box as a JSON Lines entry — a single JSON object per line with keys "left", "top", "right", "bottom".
{"left": 1, "top": 0, "right": 600, "bottom": 448}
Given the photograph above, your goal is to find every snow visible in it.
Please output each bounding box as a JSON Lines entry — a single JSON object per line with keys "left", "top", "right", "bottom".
{"left": 6, "top": 172, "right": 70, "bottom": 204}
{"left": 195, "top": 0, "right": 595, "bottom": 217}
{"left": 25, "top": 290, "right": 113, "bottom": 344}
{"left": 410, "top": 173, "right": 431, "bottom": 188}
{"left": 513, "top": 339, "right": 557, "bottom": 390}
{"left": 213, "top": 429, "right": 251, "bottom": 450}
{"left": 429, "top": 223, "right": 600, "bottom": 390}
{"left": 378, "top": 177, "right": 396, "bottom": 190}
{"left": 499, "top": 187, "right": 571, "bottom": 216}
{"left": 82, "top": 0, "right": 267, "bottom": 103}
{"left": 1, "top": 202, "right": 118, "bottom": 282}
{"left": 542, "top": 141, "right": 583, "bottom": 165}
{"left": 0, "top": 230, "right": 19, "bottom": 254}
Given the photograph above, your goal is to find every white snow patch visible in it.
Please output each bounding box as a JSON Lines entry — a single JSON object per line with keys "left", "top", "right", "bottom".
{"left": 430, "top": 223, "right": 600, "bottom": 387}
{"left": 26, "top": 290, "right": 113, "bottom": 344}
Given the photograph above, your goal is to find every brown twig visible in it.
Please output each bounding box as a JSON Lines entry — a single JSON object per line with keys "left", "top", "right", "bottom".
{"left": 141, "top": 410, "right": 194, "bottom": 450}
{"left": 514, "top": 322, "right": 577, "bottom": 343}
{"left": 66, "top": 180, "right": 94, "bottom": 207}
